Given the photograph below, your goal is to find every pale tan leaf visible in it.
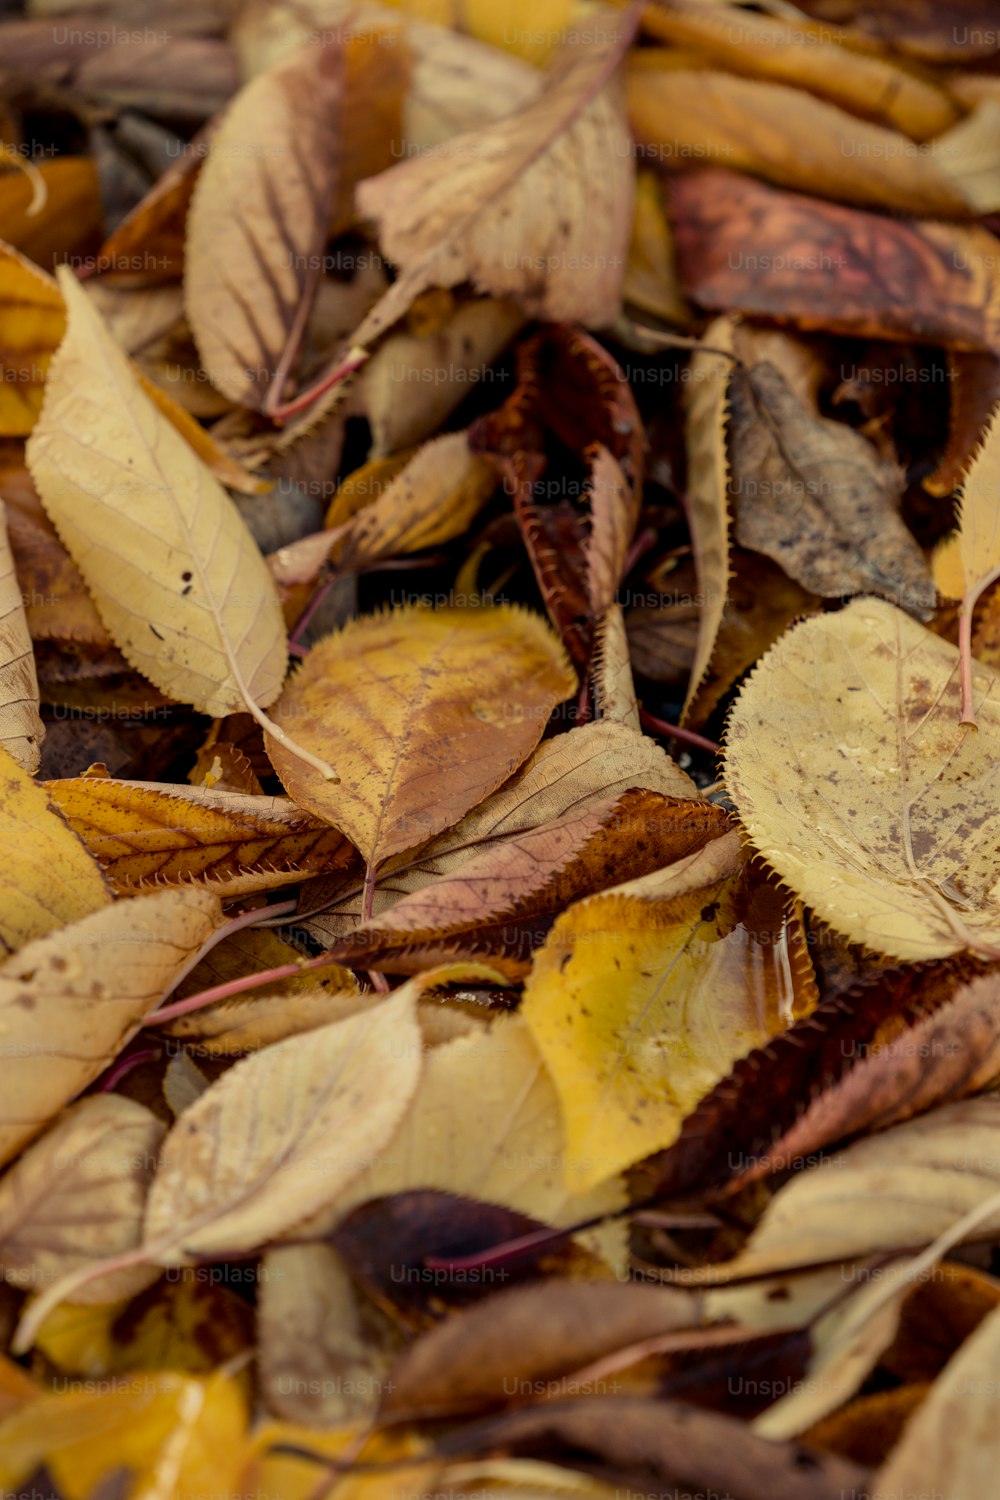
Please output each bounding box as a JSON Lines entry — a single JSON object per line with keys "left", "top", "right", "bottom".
{"left": 682, "top": 314, "right": 734, "bottom": 722}
{"left": 26, "top": 269, "right": 289, "bottom": 721}
{"left": 161, "top": 1051, "right": 211, "bottom": 1118}
{"left": 680, "top": 1097, "right": 1000, "bottom": 1283}
{"left": 301, "top": 1014, "right": 627, "bottom": 1271}
{"left": 591, "top": 604, "right": 640, "bottom": 728}
{"left": 586, "top": 447, "right": 637, "bottom": 615}
{"left": 0, "top": 501, "right": 43, "bottom": 771}
{"left": 0, "top": 746, "right": 110, "bottom": 956}
{"left": 143, "top": 990, "right": 422, "bottom": 1262}
{"left": 876, "top": 1298, "right": 1000, "bottom": 1500}
{"left": 266, "top": 604, "right": 576, "bottom": 872}
{"left": 0, "top": 1095, "right": 164, "bottom": 1304}
{"left": 957, "top": 402, "right": 1000, "bottom": 603}
{"left": 349, "top": 22, "right": 636, "bottom": 352}
{"left": 724, "top": 598, "right": 1000, "bottom": 959}
{"left": 0, "top": 888, "right": 222, "bottom": 1168}
{"left": 185, "top": 36, "right": 403, "bottom": 411}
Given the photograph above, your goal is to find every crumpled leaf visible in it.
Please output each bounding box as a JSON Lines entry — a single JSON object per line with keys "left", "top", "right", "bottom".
{"left": 266, "top": 604, "right": 575, "bottom": 877}
{"left": 724, "top": 597, "right": 1000, "bottom": 959}
{"left": 0, "top": 745, "right": 110, "bottom": 955}
{"left": 0, "top": 238, "right": 65, "bottom": 436}
{"left": 143, "top": 990, "right": 422, "bottom": 1262}
{"left": 26, "top": 268, "right": 299, "bottom": 739}
{"left": 45, "top": 775, "right": 356, "bottom": 895}
{"left": 0, "top": 501, "right": 43, "bottom": 771}
{"left": 0, "top": 1094, "right": 164, "bottom": 1303}
{"left": 729, "top": 360, "right": 934, "bottom": 615}
{"left": 0, "top": 887, "right": 221, "bottom": 1169}
{"left": 522, "top": 841, "right": 817, "bottom": 1192}
{"left": 346, "top": 19, "right": 638, "bottom": 359}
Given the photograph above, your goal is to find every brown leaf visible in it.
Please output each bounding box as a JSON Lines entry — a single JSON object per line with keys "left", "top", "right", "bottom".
{"left": 668, "top": 169, "right": 1000, "bottom": 353}
{"left": 729, "top": 360, "right": 935, "bottom": 614}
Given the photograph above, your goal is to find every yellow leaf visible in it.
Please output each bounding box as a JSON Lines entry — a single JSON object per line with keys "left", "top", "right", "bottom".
{"left": 267, "top": 604, "right": 576, "bottom": 876}
{"left": 24, "top": 271, "right": 336, "bottom": 777}
{"left": 0, "top": 887, "right": 222, "bottom": 1169}
{"left": 142, "top": 991, "right": 423, "bottom": 1262}
{"left": 623, "top": 168, "right": 688, "bottom": 325}
{"left": 0, "top": 745, "right": 110, "bottom": 955}
{"left": 0, "top": 1095, "right": 165, "bottom": 1304}
{"left": 37, "top": 1276, "right": 254, "bottom": 1380}
{"left": 45, "top": 776, "right": 355, "bottom": 896}
{"left": 522, "top": 856, "right": 816, "bottom": 1192}
{"left": 460, "top": 0, "right": 575, "bottom": 65}
{"left": 0, "top": 1370, "right": 248, "bottom": 1500}
{"left": 303, "top": 1013, "right": 627, "bottom": 1272}
{"left": 0, "top": 238, "right": 65, "bottom": 436}
{"left": 0, "top": 500, "right": 43, "bottom": 771}
{"left": 724, "top": 597, "right": 1000, "bottom": 959}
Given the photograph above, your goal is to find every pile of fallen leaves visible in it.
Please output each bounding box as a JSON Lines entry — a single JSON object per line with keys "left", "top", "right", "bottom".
{"left": 2, "top": 0, "right": 1000, "bottom": 1494}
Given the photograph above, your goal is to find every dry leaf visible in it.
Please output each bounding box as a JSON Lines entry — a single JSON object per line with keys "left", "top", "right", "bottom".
{"left": 0, "top": 501, "right": 43, "bottom": 771}
{"left": 729, "top": 360, "right": 934, "bottom": 615}
{"left": 0, "top": 745, "right": 110, "bottom": 955}
{"left": 345, "top": 20, "right": 637, "bottom": 361}
{"left": 305, "top": 718, "right": 695, "bottom": 942}
{"left": 266, "top": 604, "right": 575, "bottom": 883}
{"left": 46, "top": 776, "right": 355, "bottom": 895}
{"left": 726, "top": 598, "right": 1000, "bottom": 959}
{"left": 302, "top": 1014, "right": 628, "bottom": 1272}
{"left": 142, "top": 990, "right": 422, "bottom": 1262}
{"left": 25, "top": 269, "right": 336, "bottom": 775}
{"left": 0, "top": 238, "right": 64, "bottom": 436}
{"left": 521, "top": 851, "right": 816, "bottom": 1192}
{"left": 955, "top": 402, "right": 1000, "bottom": 721}
{"left": 0, "top": 1095, "right": 164, "bottom": 1303}
{"left": 0, "top": 887, "right": 221, "bottom": 1168}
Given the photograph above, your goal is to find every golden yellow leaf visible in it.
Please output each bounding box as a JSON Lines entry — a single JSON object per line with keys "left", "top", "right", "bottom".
{"left": 36, "top": 1276, "right": 253, "bottom": 1381}
{"left": 724, "top": 597, "right": 1000, "bottom": 959}
{"left": 0, "top": 501, "right": 43, "bottom": 771}
{"left": 521, "top": 858, "right": 816, "bottom": 1192}
{"left": 0, "top": 1369, "right": 248, "bottom": 1500}
{"left": 303, "top": 1013, "right": 627, "bottom": 1272}
{"left": 266, "top": 604, "right": 576, "bottom": 882}
{"left": 0, "top": 887, "right": 222, "bottom": 1169}
{"left": 0, "top": 745, "right": 110, "bottom": 955}
{"left": 26, "top": 270, "right": 334, "bottom": 775}
{"left": 628, "top": 65, "right": 998, "bottom": 215}
{"left": 0, "top": 239, "right": 65, "bottom": 436}
{"left": 142, "top": 991, "right": 423, "bottom": 1262}
{"left": 348, "top": 22, "right": 636, "bottom": 354}
{"left": 640, "top": 0, "right": 957, "bottom": 139}
{"left": 623, "top": 168, "right": 688, "bottom": 325}
{"left": 0, "top": 1095, "right": 164, "bottom": 1304}
{"left": 460, "top": 0, "right": 574, "bottom": 64}
{"left": 682, "top": 315, "right": 734, "bottom": 723}
{"left": 46, "top": 776, "right": 355, "bottom": 895}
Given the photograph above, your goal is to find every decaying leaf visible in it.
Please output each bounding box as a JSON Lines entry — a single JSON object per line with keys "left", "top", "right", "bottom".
{"left": 955, "top": 402, "right": 1000, "bottom": 721}
{"left": 725, "top": 598, "right": 1000, "bottom": 959}
{"left": 0, "top": 501, "right": 43, "bottom": 771}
